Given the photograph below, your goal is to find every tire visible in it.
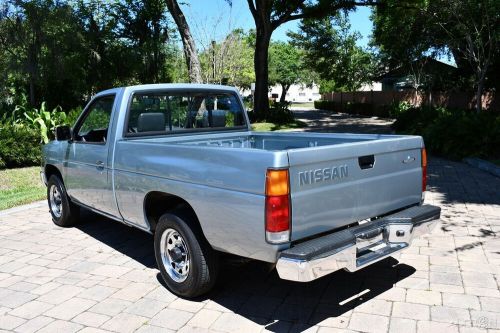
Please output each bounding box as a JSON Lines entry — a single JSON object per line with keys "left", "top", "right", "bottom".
{"left": 154, "top": 209, "right": 219, "bottom": 298}
{"left": 47, "top": 175, "right": 80, "bottom": 227}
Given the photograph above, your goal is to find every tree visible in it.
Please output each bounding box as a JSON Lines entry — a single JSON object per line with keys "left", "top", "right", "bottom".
{"left": 0, "top": 0, "right": 181, "bottom": 111}
{"left": 116, "top": 0, "right": 175, "bottom": 84}
{"left": 431, "top": 0, "right": 499, "bottom": 112}
{"left": 165, "top": 0, "right": 202, "bottom": 83}
{"left": 0, "top": 0, "right": 52, "bottom": 106}
{"left": 246, "top": 0, "right": 377, "bottom": 116}
{"left": 74, "top": 0, "right": 124, "bottom": 96}
{"left": 199, "top": 29, "right": 255, "bottom": 88}
{"left": 372, "top": 0, "right": 499, "bottom": 112}
{"left": 289, "top": 15, "right": 376, "bottom": 92}
{"left": 268, "top": 42, "right": 304, "bottom": 102}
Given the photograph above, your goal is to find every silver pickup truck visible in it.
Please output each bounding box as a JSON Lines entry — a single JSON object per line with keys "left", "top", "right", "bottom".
{"left": 41, "top": 84, "right": 440, "bottom": 297}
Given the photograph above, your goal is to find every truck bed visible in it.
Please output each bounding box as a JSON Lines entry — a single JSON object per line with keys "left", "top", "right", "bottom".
{"left": 121, "top": 131, "right": 424, "bottom": 242}
{"left": 175, "top": 132, "right": 381, "bottom": 150}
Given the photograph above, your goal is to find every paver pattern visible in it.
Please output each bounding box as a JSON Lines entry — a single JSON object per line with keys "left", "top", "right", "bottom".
{"left": 1, "top": 130, "right": 499, "bottom": 332}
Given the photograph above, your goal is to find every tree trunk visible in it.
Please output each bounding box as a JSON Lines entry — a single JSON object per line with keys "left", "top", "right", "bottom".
{"left": 253, "top": 27, "right": 271, "bottom": 116}
{"left": 166, "top": 0, "right": 202, "bottom": 83}
{"left": 474, "top": 62, "right": 489, "bottom": 113}
{"left": 279, "top": 84, "right": 290, "bottom": 103}
{"left": 475, "top": 75, "right": 484, "bottom": 113}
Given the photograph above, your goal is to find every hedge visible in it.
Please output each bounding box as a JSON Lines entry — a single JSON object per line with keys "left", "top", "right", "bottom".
{"left": 394, "top": 107, "right": 500, "bottom": 160}
{"left": 314, "top": 100, "right": 391, "bottom": 118}
{"left": 0, "top": 124, "right": 42, "bottom": 169}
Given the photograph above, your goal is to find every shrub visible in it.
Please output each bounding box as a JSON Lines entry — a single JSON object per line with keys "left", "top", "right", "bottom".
{"left": 20, "top": 102, "right": 68, "bottom": 144}
{"left": 373, "top": 104, "right": 391, "bottom": 118}
{"left": 65, "top": 107, "right": 82, "bottom": 127}
{"left": 393, "top": 107, "right": 500, "bottom": 160}
{"left": 314, "top": 100, "right": 338, "bottom": 111}
{"left": 389, "top": 101, "right": 412, "bottom": 118}
{"left": 344, "top": 102, "right": 374, "bottom": 116}
{"left": 0, "top": 124, "right": 42, "bottom": 169}
{"left": 314, "top": 100, "right": 390, "bottom": 118}
{"left": 251, "top": 101, "right": 295, "bottom": 124}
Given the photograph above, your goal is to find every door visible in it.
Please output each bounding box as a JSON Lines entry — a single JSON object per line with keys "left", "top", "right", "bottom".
{"left": 65, "top": 94, "right": 117, "bottom": 215}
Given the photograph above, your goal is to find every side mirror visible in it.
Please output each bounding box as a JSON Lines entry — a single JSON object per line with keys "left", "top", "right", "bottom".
{"left": 55, "top": 125, "right": 72, "bottom": 141}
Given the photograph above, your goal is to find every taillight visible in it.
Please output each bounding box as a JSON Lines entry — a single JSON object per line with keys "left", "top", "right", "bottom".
{"left": 421, "top": 148, "right": 427, "bottom": 192}
{"left": 265, "top": 169, "right": 290, "bottom": 243}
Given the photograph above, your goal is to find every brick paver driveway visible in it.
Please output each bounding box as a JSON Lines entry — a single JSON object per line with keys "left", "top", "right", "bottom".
{"left": 0, "top": 157, "right": 499, "bottom": 333}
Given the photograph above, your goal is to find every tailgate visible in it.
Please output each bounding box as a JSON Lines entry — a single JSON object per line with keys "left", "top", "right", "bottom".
{"left": 288, "top": 136, "right": 423, "bottom": 241}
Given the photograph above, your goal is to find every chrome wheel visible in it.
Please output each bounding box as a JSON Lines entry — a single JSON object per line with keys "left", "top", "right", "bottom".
{"left": 160, "top": 228, "right": 190, "bottom": 282}
{"left": 49, "top": 184, "right": 62, "bottom": 218}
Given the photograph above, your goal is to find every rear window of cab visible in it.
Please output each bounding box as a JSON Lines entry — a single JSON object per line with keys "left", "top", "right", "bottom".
{"left": 125, "top": 91, "right": 247, "bottom": 136}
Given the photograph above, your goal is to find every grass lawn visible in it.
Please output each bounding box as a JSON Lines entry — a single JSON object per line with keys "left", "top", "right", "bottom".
{"left": 291, "top": 102, "right": 315, "bottom": 108}
{"left": 251, "top": 120, "right": 306, "bottom": 132}
{"left": 0, "top": 167, "right": 45, "bottom": 211}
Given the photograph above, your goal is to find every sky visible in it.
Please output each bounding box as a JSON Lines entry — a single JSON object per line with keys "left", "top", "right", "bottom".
{"left": 183, "top": 0, "right": 374, "bottom": 49}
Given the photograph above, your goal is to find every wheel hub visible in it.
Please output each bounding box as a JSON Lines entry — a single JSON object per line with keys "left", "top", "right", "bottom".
{"left": 49, "top": 184, "right": 63, "bottom": 218}
{"left": 160, "top": 228, "right": 190, "bottom": 282}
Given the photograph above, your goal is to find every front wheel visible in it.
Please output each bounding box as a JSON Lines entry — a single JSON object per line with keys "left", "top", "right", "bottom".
{"left": 154, "top": 209, "right": 219, "bottom": 298}
{"left": 47, "top": 175, "right": 80, "bottom": 227}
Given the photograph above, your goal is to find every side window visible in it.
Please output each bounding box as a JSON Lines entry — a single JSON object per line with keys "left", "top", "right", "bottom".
{"left": 75, "top": 95, "right": 115, "bottom": 143}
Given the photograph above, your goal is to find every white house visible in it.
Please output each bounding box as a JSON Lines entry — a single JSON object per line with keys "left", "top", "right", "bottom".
{"left": 358, "top": 82, "right": 382, "bottom": 91}
{"left": 268, "top": 83, "right": 322, "bottom": 103}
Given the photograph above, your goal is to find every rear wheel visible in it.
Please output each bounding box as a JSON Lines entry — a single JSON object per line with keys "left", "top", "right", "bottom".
{"left": 154, "top": 209, "right": 219, "bottom": 298}
{"left": 47, "top": 175, "right": 80, "bottom": 227}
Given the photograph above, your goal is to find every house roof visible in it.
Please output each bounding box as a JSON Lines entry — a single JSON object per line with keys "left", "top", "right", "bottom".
{"left": 377, "top": 57, "right": 457, "bottom": 81}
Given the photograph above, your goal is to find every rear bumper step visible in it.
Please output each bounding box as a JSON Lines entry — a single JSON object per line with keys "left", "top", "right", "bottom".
{"left": 276, "top": 205, "right": 440, "bottom": 282}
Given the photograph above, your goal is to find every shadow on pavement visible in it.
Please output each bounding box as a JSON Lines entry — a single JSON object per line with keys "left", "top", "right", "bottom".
{"left": 428, "top": 158, "right": 500, "bottom": 206}
{"left": 200, "top": 257, "right": 414, "bottom": 332}
{"left": 292, "top": 109, "right": 394, "bottom": 134}
{"left": 76, "top": 203, "right": 417, "bottom": 332}
{"left": 76, "top": 209, "right": 156, "bottom": 269}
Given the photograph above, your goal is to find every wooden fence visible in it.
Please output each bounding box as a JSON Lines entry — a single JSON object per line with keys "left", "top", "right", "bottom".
{"left": 321, "top": 91, "right": 498, "bottom": 112}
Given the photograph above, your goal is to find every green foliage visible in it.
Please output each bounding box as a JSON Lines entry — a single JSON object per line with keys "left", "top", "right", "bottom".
{"left": 371, "top": 0, "right": 500, "bottom": 110}
{"left": 314, "top": 100, "right": 391, "bottom": 118}
{"left": 314, "top": 100, "right": 338, "bottom": 111}
{"left": 0, "top": 0, "right": 182, "bottom": 111}
{"left": 289, "top": 14, "right": 377, "bottom": 92}
{"left": 0, "top": 100, "right": 82, "bottom": 169}
{"left": 199, "top": 29, "right": 255, "bottom": 89}
{"left": 249, "top": 101, "right": 296, "bottom": 124}
{"left": 389, "top": 101, "right": 412, "bottom": 118}
{"left": 20, "top": 102, "right": 67, "bottom": 144}
{"left": 393, "top": 107, "right": 500, "bottom": 160}
{"left": 0, "top": 167, "right": 46, "bottom": 210}
{"left": 0, "top": 124, "right": 41, "bottom": 169}
{"left": 269, "top": 42, "right": 307, "bottom": 99}
{"left": 65, "top": 108, "right": 83, "bottom": 127}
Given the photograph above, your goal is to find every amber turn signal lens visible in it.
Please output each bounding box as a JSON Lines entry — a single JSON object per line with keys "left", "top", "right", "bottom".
{"left": 422, "top": 148, "right": 427, "bottom": 167}
{"left": 265, "top": 169, "right": 289, "bottom": 196}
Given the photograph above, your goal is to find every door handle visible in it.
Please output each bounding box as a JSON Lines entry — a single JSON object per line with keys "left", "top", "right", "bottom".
{"left": 96, "top": 160, "right": 104, "bottom": 170}
{"left": 358, "top": 155, "right": 375, "bottom": 169}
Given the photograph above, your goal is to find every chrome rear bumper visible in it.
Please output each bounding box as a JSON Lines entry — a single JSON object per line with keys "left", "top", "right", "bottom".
{"left": 276, "top": 205, "right": 440, "bottom": 282}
